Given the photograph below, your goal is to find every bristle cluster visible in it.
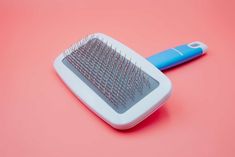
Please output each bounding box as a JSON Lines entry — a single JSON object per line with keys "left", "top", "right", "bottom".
{"left": 63, "top": 37, "right": 158, "bottom": 113}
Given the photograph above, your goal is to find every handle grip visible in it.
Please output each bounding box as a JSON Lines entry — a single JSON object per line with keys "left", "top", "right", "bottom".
{"left": 147, "top": 41, "right": 208, "bottom": 70}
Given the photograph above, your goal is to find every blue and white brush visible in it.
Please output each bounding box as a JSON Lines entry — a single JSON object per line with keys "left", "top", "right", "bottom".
{"left": 54, "top": 33, "right": 207, "bottom": 129}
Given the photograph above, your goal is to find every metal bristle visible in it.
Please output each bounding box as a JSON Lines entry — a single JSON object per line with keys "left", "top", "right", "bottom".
{"left": 63, "top": 37, "right": 158, "bottom": 113}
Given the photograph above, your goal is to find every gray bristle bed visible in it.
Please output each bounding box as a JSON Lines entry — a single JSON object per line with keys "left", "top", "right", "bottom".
{"left": 62, "top": 38, "right": 159, "bottom": 113}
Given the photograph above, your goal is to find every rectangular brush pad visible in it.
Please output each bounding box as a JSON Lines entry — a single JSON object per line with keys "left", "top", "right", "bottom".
{"left": 62, "top": 38, "right": 159, "bottom": 113}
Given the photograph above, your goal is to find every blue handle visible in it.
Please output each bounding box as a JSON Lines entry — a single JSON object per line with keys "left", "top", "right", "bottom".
{"left": 147, "top": 41, "right": 208, "bottom": 70}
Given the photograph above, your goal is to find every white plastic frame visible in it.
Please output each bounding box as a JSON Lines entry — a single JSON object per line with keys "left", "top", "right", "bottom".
{"left": 53, "top": 33, "right": 172, "bottom": 130}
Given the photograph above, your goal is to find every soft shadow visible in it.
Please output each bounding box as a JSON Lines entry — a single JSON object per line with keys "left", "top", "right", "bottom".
{"left": 115, "top": 106, "right": 169, "bottom": 133}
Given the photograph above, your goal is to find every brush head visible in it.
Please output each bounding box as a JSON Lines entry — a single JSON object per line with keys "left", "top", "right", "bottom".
{"left": 54, "top": 33, "right": 172, "bottom": 129}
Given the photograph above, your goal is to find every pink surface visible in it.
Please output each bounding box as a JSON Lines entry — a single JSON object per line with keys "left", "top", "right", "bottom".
{"left": 1, "top": 0, "right": 235, "bottom": 156}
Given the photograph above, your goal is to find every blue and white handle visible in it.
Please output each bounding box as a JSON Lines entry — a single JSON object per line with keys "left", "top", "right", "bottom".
{"left": 147, "top": 41, "right": 208, "bottom": 70}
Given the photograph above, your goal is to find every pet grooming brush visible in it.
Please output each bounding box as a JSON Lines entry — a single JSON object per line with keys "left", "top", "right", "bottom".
{"left": 54, "top": 33, "right": 207, "bottom": 130}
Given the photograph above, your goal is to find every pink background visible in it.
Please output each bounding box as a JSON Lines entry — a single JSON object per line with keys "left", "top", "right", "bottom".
{"left": 1, "top": 0, "right": 235, "bottom": 157}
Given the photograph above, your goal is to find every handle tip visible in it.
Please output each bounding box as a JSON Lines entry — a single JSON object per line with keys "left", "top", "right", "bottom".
{"left": 188, "top": 41, "right": 208, "bottom": 54}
